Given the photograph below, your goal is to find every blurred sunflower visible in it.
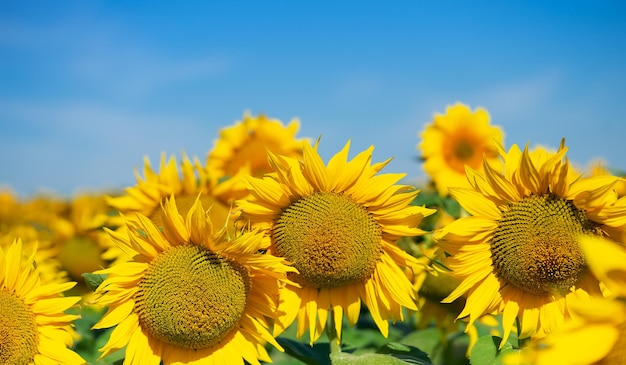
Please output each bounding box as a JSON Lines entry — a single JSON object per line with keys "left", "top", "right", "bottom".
{"left": 412, "top": 244, "right": 465, "bottom": 334}
{"left": 91, "top": 195, "right": 297, "bottom": 365}
{"left": 579, "top": 234, "right": 626, "bottom": 298}
{"left": 506, "top": 235, "right": 626, "bottom": 365}
{"left": 0, "top": 226, "right": 63, "bottom": 284}
{"left": 0, "top": 238, "right": 85, "bottom": 364}
{"left": 51, "top": 193, "right": 114, "bottom": 295}
{"left": 411, "top": 244, "right": 501, "bottom": 356}
{"left": 588, "top": 159, "right": 626, "bottom": 197}
{"left": 0, "top": 189, "right": 66, "bottom": 284}
{"left": 434, "top": 140, "right": 626, "bottom": 346}
{"left": 105, "top": 152, "right": 240, "bottom": 263}
{"left": 207, "top": 112, "right": 306, "bottom": 179}
{"left": 237, "top": 139, "right": 436, "bottom": 343}
{"left": 418, "top": 103, "right": 504, "bottom": 196}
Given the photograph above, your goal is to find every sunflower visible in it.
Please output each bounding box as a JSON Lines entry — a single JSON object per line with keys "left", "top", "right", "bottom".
{"left": 508, "top": 299, "right": 626, "bottom": 365}
{"left": 48, "top": 193, "right": 114, "bottom": 296}
{"left": 411, "top": 208, "right": 462, "bottom": 331}
{"left": 433, "top": 140, "right": 626, "bottom": 347}
{"left": 104, "top": 152, "right": 241, "bottom": 263}
{"left": 0, "top": 189, "right": 66, "bottom": 284}
{"left": 236, "top": 139, "right": 436, "bottom": 343}
{"left": 0, "top": 238, "right": 85, "bottom": 364}
{"left": 206, "top": 112, "right": 306, "bottom": 179}
{"left": 412, "top": 244, "right": 464, "bottom": 332}
{"left": 418, "top": 102, "right": 504, "bottom": 196}
{"left": 506, "top": 235, "right": 626, "bottom": 365}
{"left": 91, "top": 195, "right": 297, "bottom": 365}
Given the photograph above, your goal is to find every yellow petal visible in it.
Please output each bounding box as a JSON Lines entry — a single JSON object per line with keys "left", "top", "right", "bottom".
{"left": 303, "top": 142, "right": 328, "bottom": 192}
{"left": 579, "top": 234, "right": 626, "bottom": 297}
{"left": 449, "top": 187, "right": 501, "bottom": 219}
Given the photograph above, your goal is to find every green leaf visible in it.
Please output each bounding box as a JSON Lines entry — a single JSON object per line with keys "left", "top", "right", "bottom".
{"left": 276, "top": 337, "right": 331, "bottom": 365}
{"left": 469, "top": 336, "right": 516, "bottom": 365}
{"left": 341, "top": 327, "right": 391, "bottom": 351}
{"left": 376, "top": 342, "right": 433, "bottom": 365}
{"left": 82, "top": 272, "right": 107, "bottom": 292}
{"left": 70, "top": 306, "right": 126, "bottom": 365}
{"left": 401, "top": 326, "right": 471, "bottom": 365}
{"left": 400, "top": 328, "right": 441, "bottom": 358}
{"left": 330, "top": 352, "right": 410, "bottom": 365}
{"left": 441, "top": 197, "right": 461, "bottom": 218}
{"left": 411, "top": 189, "right": 441, "bottom": 208}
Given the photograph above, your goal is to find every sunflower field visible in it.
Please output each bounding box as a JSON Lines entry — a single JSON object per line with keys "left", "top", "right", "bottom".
{"left": 2, "top": 103, "right": 625, "bottom": 365}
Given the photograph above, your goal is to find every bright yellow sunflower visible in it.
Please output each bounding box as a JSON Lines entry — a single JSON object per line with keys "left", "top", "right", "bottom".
{"left": 506, "top": 235, "right": 626, "bottom": 365}
{"left": 433, "top": 140, "right": 626, "bottom": 347}
{"left": 236, "top": 139, "right": 436, "bottom": 343}
{"left": 104, "top": 152, "right": 241, "bottom": 263}
{"left": 0, "top": 238, "right": 85, "bottom": 364}
{"left": 206, "top": 112, "right": 306, "bottom": 179}
{"left": 91, "top": 195, "right": 297, "bottom": 365}
{"left": 418, "top": 103, "right": 504, "bottom": 196}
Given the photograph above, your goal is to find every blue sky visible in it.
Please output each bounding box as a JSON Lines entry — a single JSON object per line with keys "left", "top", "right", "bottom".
{"left": 2, "top": 1, "right": 626, "bottom": 198}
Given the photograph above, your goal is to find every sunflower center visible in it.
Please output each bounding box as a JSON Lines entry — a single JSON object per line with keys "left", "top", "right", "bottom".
{"left": 443, "top": 135, "right": 484, "bottom": 173}
{"left": 0, "top": 290, "right": 38, "bottom": 365}
{"left": 454, "top": 139, "right": 475, "bottom": 161}
{"left": 273, "top": 192, "right": 383, "bottom": 289}
{"left": 490, "top": 194, "right": 598, "bottom": 296}
{"left": 134, "top": 244, "right": 250, "bottom": 349}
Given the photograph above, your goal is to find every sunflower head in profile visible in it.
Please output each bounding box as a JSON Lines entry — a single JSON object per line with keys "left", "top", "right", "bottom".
{"left": 506, "top": 235, "right": 626, "bottom": 365}
{"left": 418, "top": 103, "right": 504, "bottom": 196}
{"left": 0, "top": 238, "right": 85, "bottom": 365}
{"left": 434, "top": 140, "right": 626, "bottom": 346}
{"left": 236, "top": 139, "right": 436, "bottom": 343}
{"left": 91, "top": 195, "right": 297, "bottom": 365}
{"left": 206, "top": 112, "right": 306, "bottom": 179}
{"left": 104, "top": 152, "right": 240, "bottom": 263}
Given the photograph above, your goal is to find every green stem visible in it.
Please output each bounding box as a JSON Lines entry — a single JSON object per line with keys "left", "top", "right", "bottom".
{"left": 515, "top": 316, "right": 529, "bottom": 349}
{"left": 327, "top": 309, "right": 342, "bottom": 354}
